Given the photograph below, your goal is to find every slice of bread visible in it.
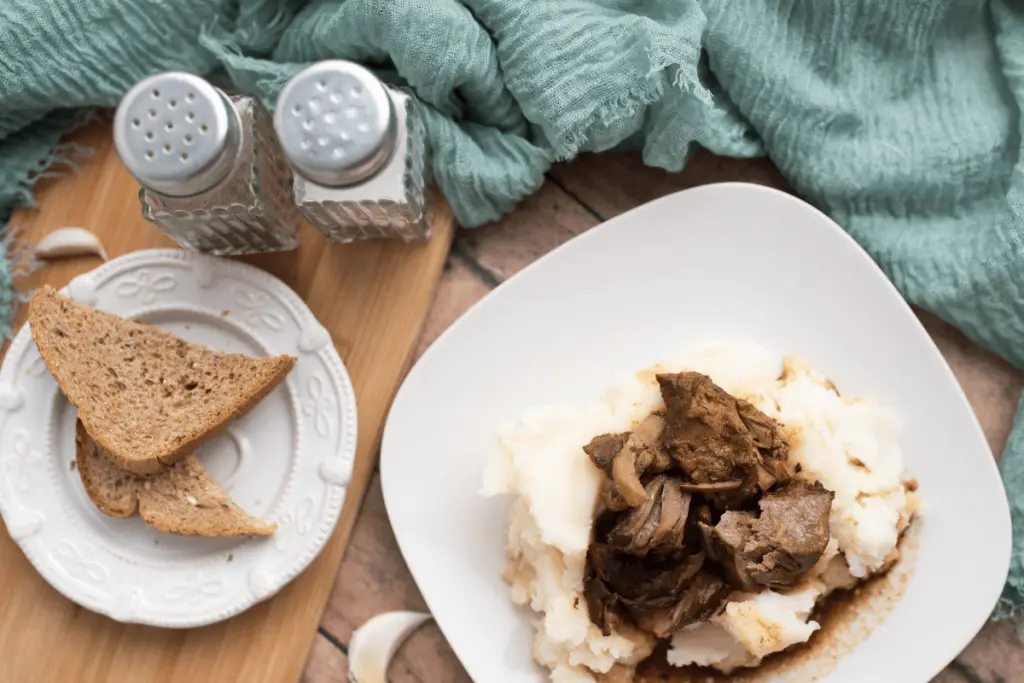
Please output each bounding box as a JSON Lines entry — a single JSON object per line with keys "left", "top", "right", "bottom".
{"left": 30, "top": 286, "right": 296, "bottom": 474}
{"left": 76, "top": 420, "right": 276, "bottom": 536}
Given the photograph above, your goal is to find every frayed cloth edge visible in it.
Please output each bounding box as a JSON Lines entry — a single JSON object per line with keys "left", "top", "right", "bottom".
{"left": 553, "top": 41, "right": 708, "bottom": 160}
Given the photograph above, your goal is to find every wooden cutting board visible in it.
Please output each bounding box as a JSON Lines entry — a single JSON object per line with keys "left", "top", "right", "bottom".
{"left": 0, "top": 121, "right": 454, "bottom": 683}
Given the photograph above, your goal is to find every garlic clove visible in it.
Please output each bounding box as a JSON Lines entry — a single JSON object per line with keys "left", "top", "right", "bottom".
{"left": 348, "top": 611, "right": 432, "bottom": 683}
{"left": 35, "top": 228, "right": 107, "bottom": 261}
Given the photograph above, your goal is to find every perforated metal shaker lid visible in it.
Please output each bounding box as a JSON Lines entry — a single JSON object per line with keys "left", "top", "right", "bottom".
{"left": 114, "top": 72, "right": 240, "bottom": 197}
{"left": 274, "top": 61, "right": 397, "bottom": 188}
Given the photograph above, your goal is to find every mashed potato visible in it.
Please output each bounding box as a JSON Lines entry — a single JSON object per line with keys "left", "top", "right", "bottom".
{"left": 482, "top": 343, "right": 916, "bottom": 681}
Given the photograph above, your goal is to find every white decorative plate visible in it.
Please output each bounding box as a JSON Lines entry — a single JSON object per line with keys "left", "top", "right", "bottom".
{"left": 382, "top": 183, "right": 1011, "bottom": 682}
{"left": 0, "top": 249, "right": 357, "bottom": 628}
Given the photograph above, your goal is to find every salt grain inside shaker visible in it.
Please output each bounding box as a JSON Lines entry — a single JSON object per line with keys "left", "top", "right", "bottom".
{"left": 114, "top": 72, "right": 300, "bottom": 255}
{"left": 274, "top": 61, "right": 430, "bottom": 244}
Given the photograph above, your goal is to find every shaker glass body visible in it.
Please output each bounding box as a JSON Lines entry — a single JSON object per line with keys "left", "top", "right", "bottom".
{"left": 275, "top": 61, "right": 430, "bottom": 244}
{"left": 114, "top": 73, "right": 300, "bottom": 255}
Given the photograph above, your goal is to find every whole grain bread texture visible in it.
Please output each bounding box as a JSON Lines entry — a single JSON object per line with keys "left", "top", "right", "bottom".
{"left": 76, "top": 420, "right": 276, "bottom": 536}
{"left": 30, "top": 286, "right": 296, "bottom": 474}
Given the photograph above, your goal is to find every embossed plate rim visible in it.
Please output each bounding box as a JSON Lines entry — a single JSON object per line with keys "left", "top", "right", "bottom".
{"left": 0, "top": 248, "right": 357, "bottom": 628}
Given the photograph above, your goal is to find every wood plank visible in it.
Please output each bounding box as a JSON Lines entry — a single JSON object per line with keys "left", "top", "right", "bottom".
{"left": 955, "top": 619, "right": 1024, "bottom": 682}
{"left": 458, "top": 180, "right": 600, "bottom": 281}
{"left": 916, "top": 310, "right": 1024, "bottom": 459}
{"left": 931, "top": 667, "right": 981, "bottom": 683}
{"left": 300, "top": 633, "right": 349, "bottom": 683}
{"left": 0, "top": 120, "right": 454, "bottom": 683}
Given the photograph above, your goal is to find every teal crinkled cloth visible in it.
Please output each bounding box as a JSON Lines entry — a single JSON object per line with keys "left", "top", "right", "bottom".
{"left": 2, "top": 0, "right": 1024, "bottom": 612}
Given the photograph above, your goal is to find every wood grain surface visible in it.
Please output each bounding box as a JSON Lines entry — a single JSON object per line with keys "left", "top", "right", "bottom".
{"left": 302, "top": 151, "right": 1024, "bottom": 683}
{"left": 0, "top": 120, "right": 454, "bottom": 683}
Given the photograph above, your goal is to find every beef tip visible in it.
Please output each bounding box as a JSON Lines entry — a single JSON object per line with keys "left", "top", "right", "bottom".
{"left": 749, "top": 549, "right": 806, "bottom": 589}
{"left": 607, "top": 476, "right": 692, "bottom": 555}
{"left": 584, "top": 432, "right": 630, "bottom": 472}
{"left": 736, "top": 398, "right": 787, "bottom": 454}
{"left": 748, "top": 481, "right": 833, "bottom": 587}
{"left": 585, "top": 415, "right": 674, "bottom": 508}
{"left": 702, "top": 481, "right": 833, "bottom": 590}
{"left": 737, "top": 398, "right": 790, "bottom": 484}
{"left": 658, "top": 371, "right": 755, "bottom": 482}
{"left": 700, "top": 512, "right": 761, "bottom": 591}
{"left": 633, "top": 571, "right": 731, "bottom": 637}
{"left": 657, "top": 372, "right": 790, "bottom": 507}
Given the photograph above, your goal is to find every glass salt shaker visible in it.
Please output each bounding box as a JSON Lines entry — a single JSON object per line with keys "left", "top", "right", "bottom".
{"left": 273, "top": 61, "right": 430, "bottom": 244}
{"left": 113, "top": 72, "right": 300, "bottom": 255}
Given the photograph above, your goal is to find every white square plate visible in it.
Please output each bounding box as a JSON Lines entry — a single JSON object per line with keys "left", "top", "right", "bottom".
{"left": 381, "top": 183, "right": 1011, "bottom": 681}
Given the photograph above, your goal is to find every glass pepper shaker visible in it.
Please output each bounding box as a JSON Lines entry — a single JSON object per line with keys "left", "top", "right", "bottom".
{"left": 274, "top": 61, "right": 430, "bottom": 244}
{"left": 113, "top": 72, "right": 300, "bottom": 255}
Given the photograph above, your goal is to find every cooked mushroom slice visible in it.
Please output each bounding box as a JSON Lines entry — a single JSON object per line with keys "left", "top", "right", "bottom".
{"left": 649, "top": 480, "right": 691, "bottom": 550}
{"left": 607, "top": 476, "right": 692, "bottom": 555}
{"left": 628, "top": 413, "right": 673, "bottom": 474}
{"left": 606, "top": 477, "right": 663, "bottom": 552}
{"left": 610, "top": 445, "right": 649, "bottom": 507}
{"left": 585, "top": 415, "right": 675, "bottom": 509}
{"left": 677, "top": 480, "right": 743, "bottom": 494}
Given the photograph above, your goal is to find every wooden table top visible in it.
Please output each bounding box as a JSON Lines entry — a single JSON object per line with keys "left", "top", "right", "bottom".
{"left": 303, "top": 151, "right": 1024, "bottom": 683}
